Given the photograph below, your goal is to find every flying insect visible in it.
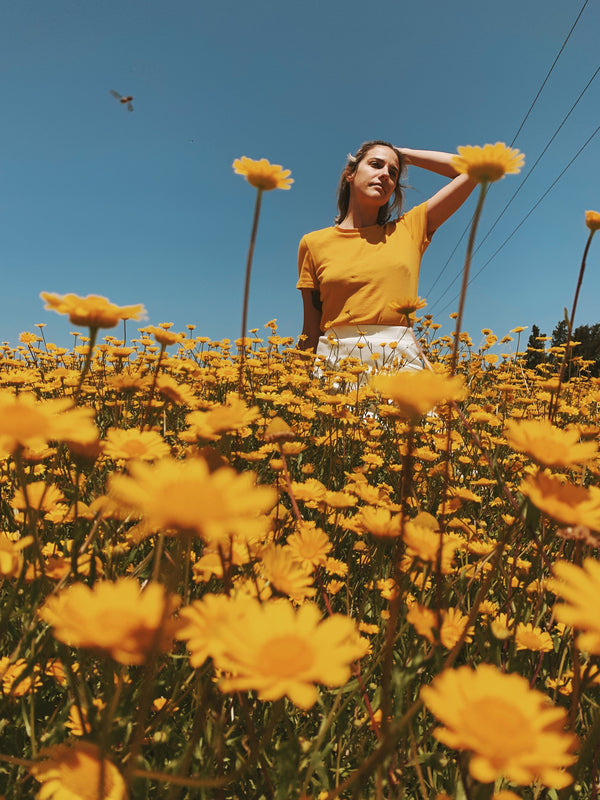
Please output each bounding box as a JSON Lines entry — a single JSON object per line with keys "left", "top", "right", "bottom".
{"left": 110, "top": 90, "right": 134, "bottom": 112}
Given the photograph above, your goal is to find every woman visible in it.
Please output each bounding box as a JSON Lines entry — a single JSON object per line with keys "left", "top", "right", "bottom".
{"left": 297, "top": 140, "right": 476, "bottom": 373}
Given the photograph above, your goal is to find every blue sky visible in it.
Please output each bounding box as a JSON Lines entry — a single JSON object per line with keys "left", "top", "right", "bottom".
{"left": 2, "top": 0, "right": 599, "bottom": 351}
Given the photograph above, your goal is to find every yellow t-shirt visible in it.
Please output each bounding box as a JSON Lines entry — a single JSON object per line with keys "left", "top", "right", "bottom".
{"left": 296, "top": 202, "right": 430, "bottom": 330}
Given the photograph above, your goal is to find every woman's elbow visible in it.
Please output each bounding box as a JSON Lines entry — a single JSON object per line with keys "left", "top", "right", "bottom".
{"left": 299, "top": 328, "right": 319, "bottom": 352}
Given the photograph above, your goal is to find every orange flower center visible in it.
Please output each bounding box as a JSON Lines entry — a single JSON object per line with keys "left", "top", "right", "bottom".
{"left": 121, "top": 440, "right": 153, "bottom": 458}
{"left": 517, "top": 631, "right": 543, "bottom": 648}
{"left": 463, "top": 697, "right": 533, "bottom": 757}
{"left": 296, "top": 539, "right": 323, "bottom": 559}
{"left": 94, "top": 608, "right": 155, "bottom": 648}
{"left": 158, "top": 481, "right": 228, "bottom": 527}
{"left": 258, "top": 635, "right": 314, "bottom": 677}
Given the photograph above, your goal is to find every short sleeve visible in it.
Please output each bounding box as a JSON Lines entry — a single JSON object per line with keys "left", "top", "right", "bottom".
{"left": 400, "top": 202, "right": 430, "bottom": 255}
{"left": 296, "top": 236, "right": 318, "bottom": 290}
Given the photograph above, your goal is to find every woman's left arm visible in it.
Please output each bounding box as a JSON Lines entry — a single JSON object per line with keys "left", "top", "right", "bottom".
{"left": 398, "top": 148, "right": 477, "bottom": 237}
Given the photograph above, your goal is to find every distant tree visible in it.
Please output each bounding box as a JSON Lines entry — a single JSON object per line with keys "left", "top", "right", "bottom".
{"left": 546, "top": 319, "right": 600, "bottom": 379}
{"left": 551, "top": 319, "right": 568, "bottom": 348}
{"left": 525, "top": 324, "right": 547, "bottom": 370}
{"left": 572, "top": 323, "right": 600, "bottom": 377}
{"left": 548, "top": 319, "right": 569, "bottom": 377}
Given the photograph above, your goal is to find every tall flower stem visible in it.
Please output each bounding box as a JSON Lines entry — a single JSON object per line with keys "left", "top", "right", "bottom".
{"left": 74, "top": 326, "right": 99, "bottom": 403}
{"left": 450, "top": 183, "right": 489, "bottom": 375}
{"left": 442, "top": 182, "right": 489, "bottom": 610}
{"left": 276, "top": 445, "right": 302, "bottom": 524}
{"left": 549, "top": 229, "right": 596, "bottom": 421}
{"left": 379, "top": 427, "right": 412, "bottom": 743}
{"left": 140, "top": 344, "right": 167, "bottom": 431}
{"left": 238, "top": 188, "right": 263, "bottom": 394}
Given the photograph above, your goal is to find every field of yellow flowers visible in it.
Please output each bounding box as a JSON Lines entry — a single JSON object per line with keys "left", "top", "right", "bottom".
{"left": 1, "top": 148, "right": 600, "bottom": 799}
{"left": 0, "top": 294, "right": 599, "bottom": 800}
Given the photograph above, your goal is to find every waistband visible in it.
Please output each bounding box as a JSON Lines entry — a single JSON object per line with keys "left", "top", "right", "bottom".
{"left": 322, "top": 324, "right": 414, "bottom": 341}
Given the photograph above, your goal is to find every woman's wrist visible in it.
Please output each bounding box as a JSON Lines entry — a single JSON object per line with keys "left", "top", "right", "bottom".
{"left": 396, "top": 148, "right": 459, "bottom": 179}
{"left": 397, "top": 147, "right": 413, "bottom": 166}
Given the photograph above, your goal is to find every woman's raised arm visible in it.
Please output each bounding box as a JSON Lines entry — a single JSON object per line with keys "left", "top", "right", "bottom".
{"left": 398, "top": 148, "right": 477, "bottom": 237}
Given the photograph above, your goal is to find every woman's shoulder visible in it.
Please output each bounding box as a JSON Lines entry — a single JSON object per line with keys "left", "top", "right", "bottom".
{"left": 299, "top": 225, "right": 340, "bottom": 251}
{"left": 395, "top": 201, "right": 427, "bottom": 225}
{"left": 392, "top": 202, "right": 430, "bottom": 248}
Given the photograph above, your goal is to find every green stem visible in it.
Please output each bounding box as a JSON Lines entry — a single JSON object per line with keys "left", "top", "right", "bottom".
{"left": 238, "top": 188, "right": 263, "bottom": 394}
{"left": 299, "top": 694, "right": 342, "bottom": 796}
{"left": 140, "top": 344, "right": 166, "bottom": 430}
{"left": 74, "top": 326, "right": 99, "bottom": 403}
{"left": 380, "top": 427, "right": 413, "bottom": 739}
{"left": 559, "top": 705, "right": 600, "bottom": 799}
{"left": 165, "top": 675, "right": 207, "bottom": 800}
{"left": 450, "top": 183, "right": 489, "bottom": 376}
{"left": 549, "top": 229, "right": 595, "bottom": 421}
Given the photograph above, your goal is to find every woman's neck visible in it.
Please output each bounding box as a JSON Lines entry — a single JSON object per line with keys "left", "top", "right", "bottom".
{"left": 337, "top": 202, "right": 380, "bottom": 229}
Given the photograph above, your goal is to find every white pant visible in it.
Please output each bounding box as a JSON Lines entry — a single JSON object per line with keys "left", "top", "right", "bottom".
{"left": 315, "top": 325, "right": 425, "bottom": 378}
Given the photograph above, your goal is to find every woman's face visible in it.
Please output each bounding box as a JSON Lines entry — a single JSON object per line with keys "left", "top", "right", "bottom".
{"left": 348, "top": 145, "right": 400, "bottom": 208}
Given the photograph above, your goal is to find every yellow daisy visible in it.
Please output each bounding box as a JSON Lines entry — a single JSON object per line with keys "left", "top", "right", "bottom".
{"left": 421, "top": 664, "right": 575, "bottom": 787}
{"left": 549, "top": 559, "right": 600, "bottom": 654}
{"left": 0, "top": 392, "right": 97, "bottom": 454}
{"left": 64, "top": 699, "right": 104, "bottom": 737}
{"left": 12, "top": 481, "right": 65, "bottom": 513}
{"left": 108, "top": 456, "right": 276, "bottom": 544}
{"left": 371, "top": 370, "right": 467, "bottom": 419}
{"left": 514, "top": 622, "right": 554, "bottom": 653}
{"left": 451, "top": 142, "right": 525, "bottom": 183}
{"left": 264, "top": 415, "right": 296, "bottom": 442}
{"left": 259, "top": 544, "right": 316, "bottom": 602}
{"left": 29, "top": 742, "right": 128, "bottom": 800}
{"left": 389, "top": 296, "right": 427, "bottom": 315}
{"left": 0, "top": 533, "right": 32, "bottom": 578}
{"left": 389, "top": 296, "right": 427, "bottom": 324}
{"left": 178, "top": 592, "right": 250, "bottom": 668}
{"left": 40, "top": 292, "right": 145, "bottom": 329}
{"left": 0, "top": 657, "right": 42, "bottom": 697}
{"left": 437, "top": 607, "right": 474, "bottom": 649}
{"left": 155, "top": 374, "right": 198, "bottom": 407}
{"left": 146, "top": 325, "right": 185, "bottom": 347}
{"left": 102, "top": 428, "right": 171, "bottom": 461}
{"left": 406, "top": 605, "right": 473, "bottom": 649}
{"left": 39, "top": 578, "right": 180, "bottom": 666}
{"left": 181, "top": 395, "right": 261, "bottom": 442}
{"left": 353, "top": 506, "right": 402, "bottom": 539}
{"left": 289, "top": 477, "right": 327, "bottom": 504}
{"left": 233, "top": 156, "right": 293, "bottom": 190}
{"left": 520, "top": 471, "right": 600, "bottom": 531}
{"left": 215, "top": 598, "right": 366, "bottom": 708}
{"left": 286, "top": 522, "right": 332, "bottom": 569}
{"left": 585, "top": 210, "right": 600, "bottom": 232}
{"left": 504, "top": 418, "right": 597, "bottom": 467}
{"left": 323, "top": 489, "right": 357, "bottom": 509}
{"left": 402, "top": 520, "right": 460, "bottom": 574}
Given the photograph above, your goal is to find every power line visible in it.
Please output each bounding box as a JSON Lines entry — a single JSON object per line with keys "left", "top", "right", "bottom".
{"left": 423, "top": 226, "right": 468, "bottom": 297}
{"left": 509, "top": 0, "right": 590, "bottom": 147}
{"left": 428, "top": 61, "right": 600, "bottom": 312}
{"left": 422, "top": 0, "right": 590, "bottom": 301}
{"left": 471, "top": 65, "right": 600, "bottom": 256}
{"left": 434, "top": 122, "right": 600, "bottom": 318}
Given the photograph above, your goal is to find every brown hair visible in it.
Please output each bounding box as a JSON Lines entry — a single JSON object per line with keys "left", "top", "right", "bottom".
{"left": 335, "top": 140, "right": 406, "bottom": 226}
